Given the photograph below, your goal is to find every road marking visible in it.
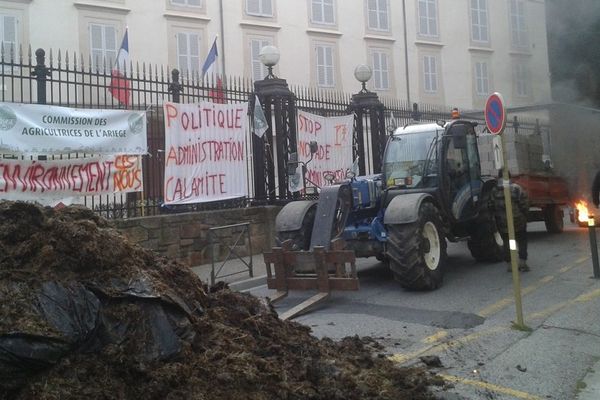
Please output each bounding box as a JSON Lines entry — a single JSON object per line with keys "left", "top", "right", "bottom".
{"left": 422, "top": 330, "right": 448, "bottom": 344}
{"left": 390, "top": 257, "right": 594, "bottom": 366}
{"left": 529, "top": 288, "right": 600, "bottom": 321}
{"left": 477, "top": 256, "right": 590, "bottom": 317}
{"left": 439, "top": 374, "right": 544, "bottom": 400}
{"left": 389, "top": 326, "right": 506, "bottom": 364}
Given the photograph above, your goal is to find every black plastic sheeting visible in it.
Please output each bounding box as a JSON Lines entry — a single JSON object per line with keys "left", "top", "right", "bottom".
{"left": 0, "top": 278, "right": 197, "bottom": 393}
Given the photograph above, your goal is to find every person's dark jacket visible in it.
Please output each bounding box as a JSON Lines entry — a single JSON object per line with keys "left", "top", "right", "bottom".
{"left": 492, "top": 179, "right": 529, "bottom": 233}
{"left": 592, "top": 171, "right": 600, "bottom": 208}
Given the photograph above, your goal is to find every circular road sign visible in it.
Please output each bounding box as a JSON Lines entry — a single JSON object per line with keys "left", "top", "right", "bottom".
{"left": 485, "top": 92, "right": 506, "bottom": 135}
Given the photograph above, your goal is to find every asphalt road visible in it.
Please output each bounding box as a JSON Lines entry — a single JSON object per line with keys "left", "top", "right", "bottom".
{"left": 248, "top": 220, "right": 600, "bottom": 400}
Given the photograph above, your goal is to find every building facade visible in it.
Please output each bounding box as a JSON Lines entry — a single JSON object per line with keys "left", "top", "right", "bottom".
{"left": 0, "top": 0, "right": 551, "bottom": 110}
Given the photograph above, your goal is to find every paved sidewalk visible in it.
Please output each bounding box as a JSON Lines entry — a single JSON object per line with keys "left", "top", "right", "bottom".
{"left": 191, "top": 253, "right": 269, "bottom": 292}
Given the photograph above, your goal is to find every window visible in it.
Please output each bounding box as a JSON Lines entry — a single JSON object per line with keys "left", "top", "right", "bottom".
{"left": 316, "top": 44, "right": 335, "bottom": 87}
{"left": 418, "top": 0, "right": 438, "bottom": 37}
{"left": 372, "top": 50, "right": 390, "bottom": 90}
{"left": 509, "top": 0, "right": 528, "bottom": 48}
{"left": 0, "top": 14, "right": 17, "bottom": 55}
{"left": 474, "top": 61, "right": 489, "bottom": 96}
{"left": 514, "top": 61, "right": 530, "bottom": 97}
{"left": 250, "top": 38, "right": 272, "bottom": 81}
{"left": 177, "top": 32, "right": 200, "bottom": 75}
{"left": 311, "top": 0, "right": 335, "bottom": 25}
{"left": 470, "top": 0, "right": 488, "bottom": 43}
{"left": 90, "top": 23, "right": 117, "bottom": 70}
{"left": 367, "top": 0, "right": 389, "bottom": 31}
{"left": 171, "top": 0, "right": 202, "bottom": 6}
{"left": 423, "top": 55, "right": 438, "bottom": 93}
{"left": 246, "top": 0, "right": 273, "bottom": 17}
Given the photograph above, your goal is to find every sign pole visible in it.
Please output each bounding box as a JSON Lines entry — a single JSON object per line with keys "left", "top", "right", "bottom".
{"left": 485, "top": 92, "right": 525, "bottom": 329}
{"left": 501, "top": 133, "right": 525, "bottom": 328}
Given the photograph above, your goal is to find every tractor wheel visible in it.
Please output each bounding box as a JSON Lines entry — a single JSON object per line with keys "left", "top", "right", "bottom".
{"left": 276, "top": 205, "right": 316, "bottom": 251}
{"left": 467, "top": 190, "right": 504, "bottom": 262}
{"left": 544, "top": 205, "right": 564, "bottom": 233}
{"left": 387, "top": 202, "right": 447, "bottom": 290}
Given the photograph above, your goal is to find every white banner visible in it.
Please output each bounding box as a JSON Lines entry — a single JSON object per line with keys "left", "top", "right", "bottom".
{"left": 0, "top": 155, "right": 143, "bottom": 201}
{"left": 0, "top": 103, "right": 147, "bottom": 155}
{"left": 163, "top": 101, "right": 249, "bottom": 205}
{"left": 295, "top": 110, "right": 354, "bottom": 190}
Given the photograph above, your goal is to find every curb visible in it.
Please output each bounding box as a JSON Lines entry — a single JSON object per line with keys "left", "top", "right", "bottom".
{"left": 229, "top": 274, "right": 268, "bottom": 292}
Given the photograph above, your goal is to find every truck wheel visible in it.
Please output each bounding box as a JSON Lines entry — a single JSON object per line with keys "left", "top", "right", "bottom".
{"left": 544, "top": 205, "right": 564, "bottom": 233}
{"left": 276, "top": 205, "right": 316, "bottom": 251}
{"left": 467, "top": 190, "right": 504, "bottom": 262}
{"left": 386, "top": 202, "right": 447, "bottom": 290}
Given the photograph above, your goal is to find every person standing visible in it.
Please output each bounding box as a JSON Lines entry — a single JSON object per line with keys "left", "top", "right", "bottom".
{"left": 592, "top": 170, "right": 600, "bottom": 208}
{"left": 492, "top": 171, "right": 530, "bottom": 272}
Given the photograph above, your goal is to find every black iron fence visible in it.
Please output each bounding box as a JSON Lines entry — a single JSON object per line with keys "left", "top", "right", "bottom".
{"left": 0, "top": 45, "right": 548, "bottom": 219}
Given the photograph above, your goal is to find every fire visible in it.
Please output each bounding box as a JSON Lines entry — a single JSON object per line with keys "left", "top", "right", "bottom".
{"left": 576, "top": 200, "right": 590, "bottom": 223}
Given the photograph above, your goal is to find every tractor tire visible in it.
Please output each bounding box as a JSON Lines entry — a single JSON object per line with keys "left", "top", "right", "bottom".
{"left": 276, "top": 205, "right": 316, "bottom": 251}
{"left": 386, "top": 202, "right": 447, "bottom": 291}
{"left": 467, "top": 190, "right": 504, "bottom": 262}
{"left": 544, "top": 205, "right": 564, "bottom": 233}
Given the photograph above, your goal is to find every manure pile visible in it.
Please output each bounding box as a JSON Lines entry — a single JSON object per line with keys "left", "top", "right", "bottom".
{"left": 0, "top": 201, "right": 443, "bottom": 400}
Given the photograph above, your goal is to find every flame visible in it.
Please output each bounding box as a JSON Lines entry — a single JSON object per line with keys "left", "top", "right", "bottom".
{"left": 576, "top": 200, "right": 590, "bottom": 223}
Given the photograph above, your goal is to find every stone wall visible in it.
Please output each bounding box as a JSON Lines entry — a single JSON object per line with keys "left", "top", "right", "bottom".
{"left": 113, "top": 206, "right": 281, "bottom": 267}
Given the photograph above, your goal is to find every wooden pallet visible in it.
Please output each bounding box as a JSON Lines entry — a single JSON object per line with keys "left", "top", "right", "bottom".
{"left": 263, "top": 239, "right": 359, "bottom": 320}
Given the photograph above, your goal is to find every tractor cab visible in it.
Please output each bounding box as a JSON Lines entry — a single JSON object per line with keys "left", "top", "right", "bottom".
{"left": 384, "top": 118, "right": 483, "bottom": 234}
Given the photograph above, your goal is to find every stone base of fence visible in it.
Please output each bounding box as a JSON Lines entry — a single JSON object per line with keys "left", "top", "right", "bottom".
{"left": 113, "top": 206, "right": 282, "bottom": 267}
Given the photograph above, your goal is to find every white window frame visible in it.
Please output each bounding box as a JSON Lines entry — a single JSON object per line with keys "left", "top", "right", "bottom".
{"left": 176, "top": 31, "right": 201, "bottom": 76}
{"left": 474, "top": 61, "right": 489, "bottom": 96}
{"left": 311, "top": 0, "right": 336, "bottom": 25}
{"left": 367, "top": 0, "right": 390, "bottom": 32}
{"left": 423, "top": 55, "right": 438, "bottom": 93}
{"left": 316, "top": 43, "right": 335, "bottom": 88}
{"left": 371, "top": 50, "right": 390, "bottom": 91}
{"left": 509, "top": 0, "right": 528, "bottom": 48}
{"left": 514, "top": 61, "right": 530, "bottom": 97}
{"left": 170, "top": 0, "right": 202, "bottom": 7}
{"left": 418, "top": 0, "right": 438, "bottom": 38}
{"left": 250, "top": 37, "right": 272, "bottom": 81}
{"left": 0, "top": 14, "right": 18, "bottom": 57}
{"left": 470, "top": 0, "right": 489, "bottom": 44}
{"left": 246, "top": 0, "right": 273, "bottom": 17}
{"left": 89, "top": 23, "right": 118, "bottom": 71}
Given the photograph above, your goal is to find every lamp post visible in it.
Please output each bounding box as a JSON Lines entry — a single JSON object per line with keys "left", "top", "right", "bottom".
{"left": 348, "top": 64, "right": 386, "bottom": 175}
{"left": 253, "top": 46, "right": 297, "bottom": 202}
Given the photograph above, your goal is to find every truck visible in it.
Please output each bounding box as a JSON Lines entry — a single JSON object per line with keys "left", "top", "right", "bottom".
{"left": 276, "top": 118, "right": 504, "bottom": 290}
{"left": 477, "top": 132, "right": 570, "bottom": 233}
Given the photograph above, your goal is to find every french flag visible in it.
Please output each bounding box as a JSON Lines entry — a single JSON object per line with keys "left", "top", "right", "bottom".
{"left": 109, "top": 28, "right": 131, "bottom": 106}
{"left": 202, "top": 37, "right": 225, "bottom": 104}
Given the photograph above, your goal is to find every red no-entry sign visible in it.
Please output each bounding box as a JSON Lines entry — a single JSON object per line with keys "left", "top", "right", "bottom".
{"left": 485, "top": 92, "right": 506, "bottom": 135}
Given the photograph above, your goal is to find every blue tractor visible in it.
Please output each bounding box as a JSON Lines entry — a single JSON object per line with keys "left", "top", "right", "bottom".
{"left": 275, "top": 118, "right": 504, "bottom": 290}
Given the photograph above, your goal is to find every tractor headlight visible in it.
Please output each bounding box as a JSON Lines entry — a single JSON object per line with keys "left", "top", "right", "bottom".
{"left": 324, "top": 172, "right": 336, "bottom": 182}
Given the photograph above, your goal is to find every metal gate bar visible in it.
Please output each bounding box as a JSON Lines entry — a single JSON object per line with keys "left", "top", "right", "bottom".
{"left": 209, "top": 222, "right": 253, "bottom": 286}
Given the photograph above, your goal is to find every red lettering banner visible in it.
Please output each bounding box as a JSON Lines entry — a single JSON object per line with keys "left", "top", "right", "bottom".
{"left": 163, "top": 101, "right": 249, "bottom": 205}
{"left": 0, "top": 155, "right": 143, "bottom": 202}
